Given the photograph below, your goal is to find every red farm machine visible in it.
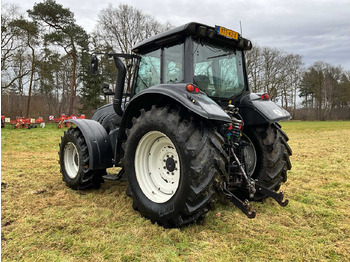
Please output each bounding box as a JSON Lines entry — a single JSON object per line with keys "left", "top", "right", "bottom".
{"left": 50, "top": 114, "right": 85, "bottom": 128}
{"left": 4, "top": 116, "right": 45, "bottom": 129}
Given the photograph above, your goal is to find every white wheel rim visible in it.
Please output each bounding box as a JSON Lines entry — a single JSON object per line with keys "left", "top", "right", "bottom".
{"left": 64, "top": 142, "right": 80, "bottom": 179}
{"left": 135, "top": 131, "right": 180, "bottom": 203}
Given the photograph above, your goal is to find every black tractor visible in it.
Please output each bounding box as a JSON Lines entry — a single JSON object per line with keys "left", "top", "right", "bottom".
{"left": 59, "top": 22, "right": 292, "bottom": 228}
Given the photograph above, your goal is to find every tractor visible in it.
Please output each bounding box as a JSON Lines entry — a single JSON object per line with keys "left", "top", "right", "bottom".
{"left": 59, "top": 22, "right": 292, "bottom": 228}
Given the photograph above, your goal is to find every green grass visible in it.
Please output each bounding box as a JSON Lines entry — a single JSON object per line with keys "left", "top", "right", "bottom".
{"left": 2, "top": 121, "right": 350, "bottom": 261}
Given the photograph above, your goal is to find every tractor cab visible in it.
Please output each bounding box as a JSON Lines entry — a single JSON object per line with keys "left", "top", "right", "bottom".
{"left": 131, "top": 23, "right": 252, "bottom": 104}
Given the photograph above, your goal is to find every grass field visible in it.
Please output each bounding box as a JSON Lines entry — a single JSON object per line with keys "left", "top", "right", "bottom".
{"left": 1, "top": 121, "right": 350, "bottom": 261}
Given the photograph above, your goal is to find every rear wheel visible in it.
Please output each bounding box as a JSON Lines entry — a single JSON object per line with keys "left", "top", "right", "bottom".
{"left": 243, "top": 123, "right": 292, "bottom": 200}
{"left": 124, "top": 106, "right": 227, "bottom": 228}
{"left": 59, "top": 128, "right": 104, "bottom": 190}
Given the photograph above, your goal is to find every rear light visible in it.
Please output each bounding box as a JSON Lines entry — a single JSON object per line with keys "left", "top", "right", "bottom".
{"left": 261, "top": 93, "right": 269, "bottom": 100}
{"left": 186, "top": 84, "right": 195, "bottom": 92}
{"left": 186, "top": 84, "right": 200, "bottom": 94}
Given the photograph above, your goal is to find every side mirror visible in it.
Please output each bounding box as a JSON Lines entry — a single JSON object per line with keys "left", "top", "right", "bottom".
{"left": 102, "top": 83, "right": 115, "bottom": 96}
{"left": 90, "top": 55, "right": 99, "bottom": 75}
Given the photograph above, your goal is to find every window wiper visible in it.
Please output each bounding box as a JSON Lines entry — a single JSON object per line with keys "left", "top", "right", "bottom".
{"left": 207, "top": 52, "right": 235, "bottom": 60}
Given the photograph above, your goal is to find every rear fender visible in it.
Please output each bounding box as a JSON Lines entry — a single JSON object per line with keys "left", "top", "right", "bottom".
{"left": 64, "top": 119, "right": 114, "bottom": 170}
{"left": 126, "top": 83, "right": 232, "bottom": 123}
{"left": 238, "top": 93, "right": 291, "bottom": 125}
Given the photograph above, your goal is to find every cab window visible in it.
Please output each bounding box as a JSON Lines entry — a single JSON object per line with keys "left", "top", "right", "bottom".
{"left": 164, "top": 44, "right": 183, "bottom": 84}
{"left": 135, "top": 49, "right": 161, "bottom": 93}
{"left": 193, "top": 40, "right": 245, "bottom": 98}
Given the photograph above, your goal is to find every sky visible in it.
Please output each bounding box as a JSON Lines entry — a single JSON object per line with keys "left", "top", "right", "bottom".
{"left": 4, "top": 0, "right": 350, "bottom": 70}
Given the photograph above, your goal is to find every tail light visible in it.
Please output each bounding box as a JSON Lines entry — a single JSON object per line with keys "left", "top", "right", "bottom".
{"left": 186, "top": 84, "right": 199, "bottom": 94}
{"left": 261, "top": 93, "right": 269, "bottom": 100}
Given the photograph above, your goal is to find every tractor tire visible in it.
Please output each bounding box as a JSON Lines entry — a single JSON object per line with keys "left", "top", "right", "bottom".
{"left": 124, "top": 106, "right": 227, "bottom": 228}
{"left": 59, "top": 127, "right": 104, "bottom": 190}
{"left": 243, "top": 123, "right": 292, "bottom": 200}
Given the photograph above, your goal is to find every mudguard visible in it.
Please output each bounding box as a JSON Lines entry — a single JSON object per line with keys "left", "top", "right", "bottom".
{"left": 237, "top": 93, "right": 291, "bottom": 125}
{"left": 126, "top": 83, "right": 232, "bottom": 123}
{"left": 64, "top": 119, "right": 114, "bottom": 170}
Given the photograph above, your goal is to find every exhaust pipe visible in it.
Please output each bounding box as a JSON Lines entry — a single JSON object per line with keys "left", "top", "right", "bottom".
{"left": 113, "top": 57, "right": 126, "bottom": 117}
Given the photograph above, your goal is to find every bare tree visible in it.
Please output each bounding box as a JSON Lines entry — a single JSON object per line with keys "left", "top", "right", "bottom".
{"left": 94, "top": 4, "right": 171, "bottom": 92}
{"left": 246, "top": 44, "right": 304, "bottom": 110}
{"left": 1, "top": 3, "right": 20, "bottom": 70}
{"left": 95, "top": 4, "right": 170, "bottom": 54}
{"left": 280, "top": 54, "right": 303, "bottom": 109}
{"left": 1, "top": 3, "right": 27, "bottom": 91}
{"left": 10, "top": 50, "right": 31, "bottom": 116}
{"left": 246, "top": 44, "right": 263, "bottom": 93}
{"left": 9, "top": 18, "right": 40, "bottom": 117}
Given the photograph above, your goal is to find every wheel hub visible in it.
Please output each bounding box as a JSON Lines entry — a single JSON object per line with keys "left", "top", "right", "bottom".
{"left": 165, "top": 157, "right": 176, "bottom": 172}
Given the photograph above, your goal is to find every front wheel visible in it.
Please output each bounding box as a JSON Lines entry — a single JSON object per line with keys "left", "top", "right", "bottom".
{"left": 124, "top": 106, "right": 227, "bottom": 228}
{"left": 59, "top": 128, "right": 104, "bottom": 190}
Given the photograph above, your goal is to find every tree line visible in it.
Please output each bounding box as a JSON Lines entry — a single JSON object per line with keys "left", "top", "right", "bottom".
{"left": 2, "top": 0, "right": 350, "bottom": 120}
{"left": 246, "top": 45, "right": 350, "bottom": 120}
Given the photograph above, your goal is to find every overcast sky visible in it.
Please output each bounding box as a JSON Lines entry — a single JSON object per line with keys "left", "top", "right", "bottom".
{"left": 5, "top": 0, "right": 350, "bottom": 70}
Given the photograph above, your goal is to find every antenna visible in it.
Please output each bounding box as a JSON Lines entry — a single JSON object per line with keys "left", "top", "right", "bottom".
{"left": 239, "top": 21, "right": 243, "bottom": 35}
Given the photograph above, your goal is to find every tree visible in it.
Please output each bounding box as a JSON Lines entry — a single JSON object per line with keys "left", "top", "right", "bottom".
{"left": 246, "top": 44, "right": 303, "bottom": 109}
{"left": 1, "top": 3, "right": 27, "bottom": 91}
{"left": 28, "top": 0, "right": 88, "bottom": 115}
{"left": 280, "top": 54, "right": 303, "bottom": 109}
{"left": 96, "top": 4, "right": 170, "bottom": 54}
{"left": 337, "top": 72, "right": 350, "bottom": 108}
{"left": 245, "top": 44, "right": 263, "bottom": 93}
{"left": 94, "top": 4, "right": 171, "bottom": 92}
{"left": 300, "top": 62, "right": 349, "bottom": 120}
{"left": 36, "top": 48, "right": 63, "bottom": 115}
{"left": 78, "top": 46, "right": 105, "bottom": 115}
{"left": 9, "top": 18, "right": 39, "bottom": 117}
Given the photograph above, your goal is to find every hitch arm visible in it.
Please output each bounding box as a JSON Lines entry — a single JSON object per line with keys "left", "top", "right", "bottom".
{"left": 256, "top": 184, "right": 289, "bottom": 207}
{"left": 222, "top": 183, "right": 256, "bottom": 218}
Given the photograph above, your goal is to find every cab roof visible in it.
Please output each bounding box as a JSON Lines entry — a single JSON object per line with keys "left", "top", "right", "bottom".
{"left": 132, "top": 22, "right": 252, "bottom": 54}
